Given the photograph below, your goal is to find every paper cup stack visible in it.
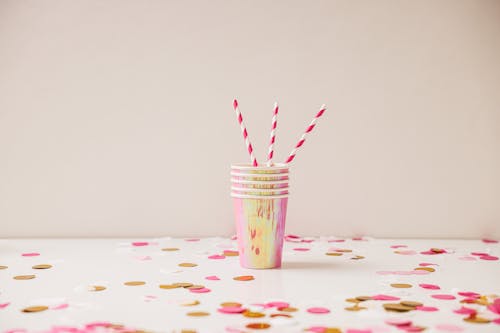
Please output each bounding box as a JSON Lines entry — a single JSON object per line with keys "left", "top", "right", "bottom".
{"left": 231, "top": 163, "right": 289, "bottom": 269}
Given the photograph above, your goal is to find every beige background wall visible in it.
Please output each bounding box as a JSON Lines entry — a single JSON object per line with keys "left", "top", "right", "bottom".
{"left": 1, "top": 0, "right": 499, "bottom": 238}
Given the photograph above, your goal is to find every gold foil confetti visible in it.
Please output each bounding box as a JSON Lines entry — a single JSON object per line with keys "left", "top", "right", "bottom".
{"left": 345, "top": 305, "right": 366, "bottom": 311}
{"left": 245, "top": 323, "right": 271, "bottom": 329}
{"left": 90, "top": 285, "right": 107, "bottom": 291}
{"left": 233, "top": 275, "right": 254, "bottom": 281}
{"left": 186, "top": 311, "right": 210, "bottom": 317}
{"left": 22, "top": 305, "right": 48, "bottom": 313}
{"left": 13, "top": 275, "right": 35, "bottom": 280}
{"left": 325, "top": 252, "right": 343, "bottom": 256}
{"left": 220, "top": 302, "right": 242, "bottom": 307}
{"left": 279, "top": 306, "right": 298, "bottom": 312}
{"left": 356, "top": 296, "right": 372, "bottom": 301}
{"left": 174, "top": 282, "right": 194, "bottom": 288}
{"left": 32, "top": 264, "right": 52, "bottom": 269}
{"left": 124, "top": 281, "right": 145, "bottom": 286}
{"left": 390, "top": 283, "right": 412, "bottom": 288}
{"left": 186, "top": 285, "right": 205, "bottom": 290}
{"left": 463, "top": 316, "right": 490, "bottom": 324}
{"left": 162, "top": 248, "right": 179, "bottom": 251}
{"left": 243, "top": 310, "right": 265, "bottom": 318}
{"left": 178, "top": 263, "right": 198, "bottom": 267}
{"left": 414, "top": 267, "right": 435, "bottom": 272}
{"left": 159, "top": 284, "right": 180, "bottom": 289}
{"left": 223, "top": 250, "right": 239, "bottom": 256}
{"left": 180, "top": 300, "right": 200, "bottom": 306}
{"left": 0, "top": 265, "right": 7, "bottom": 269}
{"left": 383, "top": 303, "right": 414, "bottom": 312}
{"left": 351, "top": 255, "right": 365, "bottom": 260}
{"left": 400, "top": 300, "right": 423, "bottom": 307}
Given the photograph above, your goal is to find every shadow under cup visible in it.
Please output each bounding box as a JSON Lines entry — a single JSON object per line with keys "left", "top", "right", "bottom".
{"left": 231, "top": 163, "right": 290, "bottom": 269}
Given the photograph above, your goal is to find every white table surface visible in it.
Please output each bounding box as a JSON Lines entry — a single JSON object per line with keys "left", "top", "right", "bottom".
{"left": 0, "top": 237, "right": 499, "bottom": 333}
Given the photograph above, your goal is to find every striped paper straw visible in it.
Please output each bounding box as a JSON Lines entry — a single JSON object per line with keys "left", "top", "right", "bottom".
{"left": 266, "top": 102, "right": 279, "bottom": 166}
{"left": 233, "top": 99, "right": 258, "bottom": 166}
{"left": 285, "top": 104, "right": 326, "bottom": 164}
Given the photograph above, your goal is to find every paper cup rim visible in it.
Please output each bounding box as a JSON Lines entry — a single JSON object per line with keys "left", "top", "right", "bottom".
{"left": 231, "top": 186, "right": 289, "bottom": 192}
{"left": 230, "top": 171, "right": 289, "bottom": 178}
{"left": 231, "top": 193, "right": 289, "bottom": 199}
{"left": 231, "top": 163, "right": 289, "bottom": 171}
{"left": 230, "top": 179, "right": 289, "bottom": 185}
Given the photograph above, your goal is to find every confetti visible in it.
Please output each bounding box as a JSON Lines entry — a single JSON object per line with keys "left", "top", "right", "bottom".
{"left": 416, "top": 306, "right": 439, "bottom": 312}
{"left": 21, "top": 253, "right": 40, "bottom": 257}
{"left": 186, "top": 311, "right": 210, "bottom": 317}
{"left": 245, "top": 323, "right": 271, "bottom": 329}
{"left": 482, "top": 238, "right": 498, "bottom": 243}
{"left": 123, "top": 281, "right": 145, "bottom": 286}
{"left": 162, "top": 247, "right": 179, "bottom": 251}
{"left": 189, "top": 287, "right": 211, "bottom": 293}
{"left": 22, "top": 305, "right": 48, "bottom": 313}
{"left": 383, "top": 303, "right": 415, "bottom": 312}
{"left": 372, "top": 294, "right": 401, "bottom": 301}
{"left": 131, "top": 242, "right": 149, "bottom": 246}
{"left": 479, "top": 255, "right": 498, "bottom": 261}
{"left": 463, "top": 316, "right": 490, "bottom": 323}
{"left": 218, "top": 306, "right": 246, "bottom": 314}
{"left": 223, "top": 250, "right": 239, "bottom": 256}
{"left": 419, "top": 283, "right": 440, "bottom": 290}
{"left": 307, "top": 307, "right": 330, "bottom": 314}
{"left": 233, "top": 275, "right": 254, "bottom": 281}
{"left": 221, "top": 302, "right": 242, "bottom": 308}
{"left": 32, "top": 264, "right": 52, "bottom": 269}
{"left": 432, "top": 294, "right": 456, "bottom": 300}
{"left": 89, "top": 285, "right": 106, "bottom": 291}
{"left": 391, "top": 283, "right": 412, "bottom": 288}
{"left": 208, "top": 254, "right": 225, "bottom": 259}
{"left": 159, "top": 284, "right": 181, "bottom": 289}
{"left": 13, "top": 275, "right": 36, "bottom": 280}
{"left": 243, "top": 310, "right": 265, "bottom": 317}
{"left": 179, "top": 263, "right": 198, "bottom": 267}
{"left": 205, "top": 275, "right": 220, "bottom": 280}
{"left": 180, "top": 300, "right": 200, "bottom": 306}
{"left": 0, "top": 265, "right": 8, "bottom": 269}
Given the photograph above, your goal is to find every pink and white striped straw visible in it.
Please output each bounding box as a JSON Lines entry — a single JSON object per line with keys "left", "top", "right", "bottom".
{"left": 232, "top": 99, "right": 258, "bottom": 167}
{"left": 285, "top": 104, "right": 326, "bottom": 164}
{"left": 266, "top": 102, "right": 279, "bottom": 166}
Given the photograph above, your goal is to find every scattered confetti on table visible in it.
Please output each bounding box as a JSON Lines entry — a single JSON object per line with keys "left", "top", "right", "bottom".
{"left": 0, "top": 237, "right": 499, "bottom": 332}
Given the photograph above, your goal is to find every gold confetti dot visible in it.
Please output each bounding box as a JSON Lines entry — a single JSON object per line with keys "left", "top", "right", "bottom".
{"left": 345, "top": 305, "right": 366, "bottom": 311}
{"left": 243, "top": 310, "right": 265, "bottom": 318}
{"left": 383, "top": 303, "right": 414, "bottom": 312}
{"left": 351, "top": 255, "right": 365, "bottom": 260}
{"left": 224, "top": 250, "right": 239, "bottom": 256}
{"left": 355, "top": 296, "right": 372, "bottom": 301}
{"left": 321, "top": 329, "right": 342, "bottom": 333}
{"left": 233, "top": 275, "right": 254, "bottom": 281}
{"left": 178, "top": 263, "right": 198, "bottom": 267}
{"left": 186, "top": 311, "right": 210, "bottom": 317}
{"left": 162, "top": 248, "right": 179, "bottom": 251}
{"left": 278, "top": 306, "right": 298, "bottom": 312}
{"left": 90, "top": 285, "right": 106, "bottom": 291}
{"left": 335, "top": 249, "right": 352, "bottom": 253}
{"left": 22, "top": 305, "right": 48, "bottom": 313}
{"left": 325, "top": 252, "right": 343, "bottom": 256}
{"left": 32, "top": 264, "right": 52, "bottom": 269}
{"left": 345, "top": 298, "right": 361, "bottom": 303}
{"left": 181, "top": 330, "right": 197, "bottom": 333}
{"left": 390, "top": 283, "right": 412, "bottom": 288}
{"left": 220, "top": 302, "right": 242, "bottom": 308}
{"left": 174, "top": 282, "right": 194, "bottom": 288}
{"left": 180, "top": 300, "right": 200, "bottom": 306}
{"left": 400, "top": 300, "right": 423, "bottom": 307}
{"left": 14, "top": 275, "right": 35, "bottom": 280}
{"left": 186, "top": 285, "right": 205, "bottom": 290}
{"left": 270, "top": 313, "right": 292, "bottom": 318}
{"left": 124, "top": 281, "right": 145, "bottom": 286}
{"left": 414, "top": 267, "right": 435, "bottom": 272}
{"left": 159, "top": 284, "right": 180, "bottom": 289}
{"left": 0, "top": 265, "right": 8, "bottom": 269}
{"left": 245, "top": 323, "right": 271, "bottom": 329}
{"left": 463, "top": 316, "right": 490, "bottom": 324}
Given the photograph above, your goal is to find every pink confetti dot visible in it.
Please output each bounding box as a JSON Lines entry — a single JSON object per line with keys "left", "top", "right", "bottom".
{"left": 390, "top": 245, "right": 408, "bottom": 249}
{"left": 346, "top": 330, "right": 372, "bottom": 333}
{"left": 411, "top": 270, "right": 431, "bottom": 275}
{"left": 327, "top": 238, "right": 345, "bottom": 243}
{"left": 21, "top": 252, "right": 39, "bottom": 257}
{"left": 131, "top": 242, "right": 149, "bottom": 246}
{"left": 218, "top": 306, "right": 246, "bottom": 314}
{"left": 205, "top": 275, "right": 220, "bottom": 280}
{"left": 470, "top": 252, "right": 488, "bottom": 256}
{"left": 419, "top": 283, "right": 440, "bottom": 290}
{"left": 458, "top": 256, "right": 477, "bottom": 261}
{"left": 4, "top": 330, "right": 28, "bottom": 333}
{"left": 457, "top": 291, "right": 480, "bottom": 298}
{"left": 308, "top": 327, "right": 329, "bottom": 333}
{"left": 492, "top": 317, "right": 500, "bottom": 324}
{"left": 208, "top": 254, "right": 225, "bottom": 259}
{"left": 487, "top": 299, "right": 500, "bottom": 314}
{"left": 395, "top": 250, "right": 417, "bottom": 255}
{"left": 293, "top": 247, "right": 310, "bottom": 251}
{"left": 480, "top": 255, "right": 499, "bottom": 261}
{"left": 189, "top": 287, "right": 211, "bottom": 293}
{"left": 453, "top": 306, "right": 476, "bottom": 315}
{"left": 432, "top": 294, "right": 456, "bottom": 300}
{"left": 50, "top": 303, "right": 69, "bottom": 310}
{"left": 435, "top": 324, "right": 464, "bottom": 332}
{"left": 267, "top": 301, "right": 289, "bottom": 308}
{"left": 371, "top": 294, "right": 400, "bottom": 301}
{"left": 416, "top": 306, "right": 439, "bottom": 312}
{"left": 184, "top": 238, "right": 200, "bottom": 242}
{"left": 482, "top": 238, "right": 498, "bottom": 243}
{"left": 307, "top": 307, "right": 330, "bottom": 314}
{"left": 0, "top": 302, "right": 10, "bottom": 309}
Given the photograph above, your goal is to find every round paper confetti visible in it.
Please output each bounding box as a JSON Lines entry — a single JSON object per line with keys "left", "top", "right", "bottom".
{"left": 243, "top": 310, "right": 265, "bottom": 318}
{"left": 186, "top": 311, "right": 210, "bottom": 317}
{"left": 205, "top": 275, "right": 220, "bottom": 280}
{"left": 208, "top": 255, "right": 225, "bottom": 259}
{"left": 22, "top": 305, "right": 48, "bottom": 313}
{"left": 307, "top": 307, "right": 330, "bottom": 314}
{"left": 218, "top": 306, "right": 245, "bottom": 314}
{"left": 0, "top": 265, "right": 8, "bottom": 269}
{"left": 174, "top": 282, "right": 194, "bottom": 288}
{"left": 463, "top": 316, "right": 490, "bottom": 323}
{"left": 178, "top": 263, "right": 198, "bottom": 267}
{"left": 124, "top": 281, "right": 145, "bottom": 286}
{"left": 32, "top": 264, "right": 52, "bottom": 269}
{"left": 245, "top": 323, "right": 271, "bottom": 329}
{"left": 159, "top": 284, "right": 180, "bottom": 289}
{"left": 419, "top": 283, "right": 440, "bottom": 290}
{"left": 189, "top": 288, "right": 211, "bottom": 293}
{"left": 90, "top": 285, "right": 106, "bottom": 291}
{"left": 233, "top": 275, "right": 254, "bottom": 281}
{"left": 432, "top": 294, "right": 456, "bottom": 300}
{"left": 13, "top": 275, "right": 35, "bottom": 280}
{"left": 162, "top": 247, "right": 179, "bottom": 251}
{"left": 416, "top": 306, "right": 439, "bottom": 312}
{"left": 221, "top": 302, "right": 242, "bottom": 308}
{"left": 391, "top": 283, "right": 412, "bottom": 288}
{"left": 223, "top": 250, "right": 239, "bottom": 256}
{"left": 180, "top": 300, "right": 200, "bottom": 306}
{"left": 21, "top": 253, "right": 40, "bottom": 257}
{"left": 278, "top": 306, "right": 298, "bottom": 312}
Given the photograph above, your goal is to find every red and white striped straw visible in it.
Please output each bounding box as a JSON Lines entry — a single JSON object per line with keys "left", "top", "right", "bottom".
{"left": 232, "top": 99, "right": 258, "bottom": 167}
{"left": 285, "top": 104, "right": 326, "bottom": 164}
{"left": 266, "top": 102, "right": 279, "bottom": 166}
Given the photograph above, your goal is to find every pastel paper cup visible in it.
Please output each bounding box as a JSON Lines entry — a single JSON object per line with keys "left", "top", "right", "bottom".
{"left": 231, "top": 164, "right": 290, "bottom": 269}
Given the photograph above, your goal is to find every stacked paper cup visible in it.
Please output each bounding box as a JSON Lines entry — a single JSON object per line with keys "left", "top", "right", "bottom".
{"left": 231, "top": 163, "right": 289, "bottom": 269}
